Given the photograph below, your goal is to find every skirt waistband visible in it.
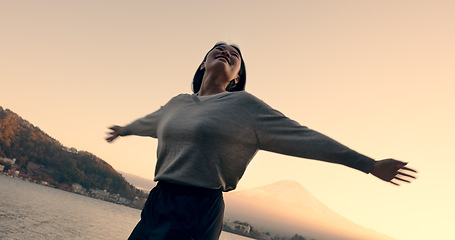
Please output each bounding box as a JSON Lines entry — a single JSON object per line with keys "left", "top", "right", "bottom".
{"left": 156, "top": 181, "right": 222, "bottom": 196}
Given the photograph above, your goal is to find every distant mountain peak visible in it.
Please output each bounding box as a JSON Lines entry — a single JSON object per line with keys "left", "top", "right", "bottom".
{"left": 224, "top": 180, "right": 393, "bottom": 240}
{"left": 232, "top": 180, "right": 330, "bottom": 214}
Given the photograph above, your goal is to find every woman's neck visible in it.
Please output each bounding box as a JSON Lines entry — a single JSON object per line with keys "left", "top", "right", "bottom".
{"left": 198, "top": 74, "right": 229, "bottom": 96}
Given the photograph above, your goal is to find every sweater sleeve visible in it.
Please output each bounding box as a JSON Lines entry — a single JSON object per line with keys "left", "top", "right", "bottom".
{"left": 253, "top": 101, "right": 375, "bottom": 173}
{"left": 120, "top": 107, "right": 164, "bottom": 138}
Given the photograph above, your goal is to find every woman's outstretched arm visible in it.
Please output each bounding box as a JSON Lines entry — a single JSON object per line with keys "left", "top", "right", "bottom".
{"left": 371, "top": 159, "right": 417, "bottom": 185}
{"left": 250, "top": 95, "right": 418, "bottom": 183}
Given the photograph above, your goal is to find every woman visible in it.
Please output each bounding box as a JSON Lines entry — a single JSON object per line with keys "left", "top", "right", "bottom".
{"left": 106, "top": 42, "right": 416, "bottom": 240}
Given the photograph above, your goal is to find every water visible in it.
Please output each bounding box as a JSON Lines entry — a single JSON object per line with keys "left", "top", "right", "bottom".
{"left": 0, "top": 175, "right": 254, "bottom": 240}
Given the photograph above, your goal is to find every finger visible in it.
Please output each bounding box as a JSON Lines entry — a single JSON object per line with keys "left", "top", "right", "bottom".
{"left": 109, "top": 125, "right": 119, "bottom": 130}
{"left": 390, "top": 181, "right": 399, "bottom": 186}
{"left": 397, "top": 171, "right": 416, "bottom": 179}
{"left": 401, "top": 166, "right": 417, "bottom": 173}
{"left": 394, "top": 176, "right": 410, "bottom": 183}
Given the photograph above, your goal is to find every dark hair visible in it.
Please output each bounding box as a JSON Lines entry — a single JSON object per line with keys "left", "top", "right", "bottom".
{"left": 192, "top": 42, "right": 246, "bottom": 93}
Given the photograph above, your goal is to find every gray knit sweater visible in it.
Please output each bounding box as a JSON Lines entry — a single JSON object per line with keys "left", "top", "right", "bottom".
{"left": 120, "top": 91, "right": 375, "bottom": 191}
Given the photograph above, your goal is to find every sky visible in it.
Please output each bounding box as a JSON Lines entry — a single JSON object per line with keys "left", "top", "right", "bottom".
{"left": 1, "top": 1, "right": 454, "bottom": 239}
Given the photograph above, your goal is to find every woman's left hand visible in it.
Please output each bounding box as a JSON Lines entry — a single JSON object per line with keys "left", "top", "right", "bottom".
{"left": 371, "top": 159, "right": 417, "bottom": 186}
{"left": 106, "top": 125, "right": 122, "bottom": 143}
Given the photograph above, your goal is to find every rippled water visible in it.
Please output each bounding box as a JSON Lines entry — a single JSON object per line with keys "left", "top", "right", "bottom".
{"left": 0, "top": 175, "right": 253, "bottom": 240}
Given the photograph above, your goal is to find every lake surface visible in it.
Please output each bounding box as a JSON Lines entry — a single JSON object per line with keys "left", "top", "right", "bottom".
{"left": 0, "top": 175, "right": 254, "bottom": 240}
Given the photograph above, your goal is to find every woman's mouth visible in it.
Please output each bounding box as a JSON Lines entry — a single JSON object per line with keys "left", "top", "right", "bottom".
{"left": 215, "top": 56, "right": 230, "bottom": 64}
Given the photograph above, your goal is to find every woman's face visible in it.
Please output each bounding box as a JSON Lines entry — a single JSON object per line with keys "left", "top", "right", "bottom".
{"left": 201, "top": 44, "right": 242, "bottom": 82}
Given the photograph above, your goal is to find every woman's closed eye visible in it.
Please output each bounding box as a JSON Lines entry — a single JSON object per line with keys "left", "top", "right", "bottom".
{"left": 215, "top": 46, "right": 239, "bottom": 58}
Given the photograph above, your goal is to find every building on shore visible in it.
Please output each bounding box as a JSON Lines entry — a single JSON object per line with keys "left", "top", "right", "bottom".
{"left": 0, "top": 156, "right": 16, "bottom": 165}
{"left": 224, "top": 220, "right": 252, "bottom": 234}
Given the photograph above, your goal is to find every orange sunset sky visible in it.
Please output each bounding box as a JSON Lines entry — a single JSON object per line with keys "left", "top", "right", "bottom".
{"left": 1, "top": 1, "right": 454, "bottom": 239}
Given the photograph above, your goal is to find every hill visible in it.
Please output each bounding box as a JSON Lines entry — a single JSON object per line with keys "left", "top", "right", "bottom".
{"left": 0, "top": 106, "right": 141, "bottom": 200}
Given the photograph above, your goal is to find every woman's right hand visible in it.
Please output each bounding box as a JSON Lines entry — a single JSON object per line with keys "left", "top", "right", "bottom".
{"left": 106, "top": 125, "right": 122, "bottom": 143}
{"left": 371, "top": 159, "right": 417, "bottom": 185}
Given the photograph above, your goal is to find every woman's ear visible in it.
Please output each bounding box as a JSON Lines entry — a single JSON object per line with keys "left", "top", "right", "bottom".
{"left": 199, "top": 63, "right": 205, "bottom": 71}
{"left": 233, "top": 76, "right": 240, "bottom": 84}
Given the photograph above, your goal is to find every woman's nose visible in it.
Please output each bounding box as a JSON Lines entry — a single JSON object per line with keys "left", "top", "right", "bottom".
{"left": 221, "top": 50, "right": 231, "bottom": 57}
